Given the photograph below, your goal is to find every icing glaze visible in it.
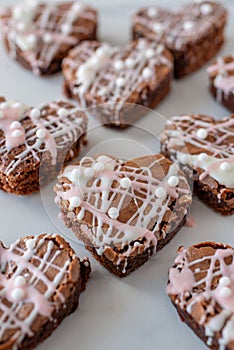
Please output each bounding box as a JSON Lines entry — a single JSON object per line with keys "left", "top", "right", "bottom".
{"left": 0, "top": 100, "right": 86, "bottom": 175}
{"left": 161, "top": 114, "right": 234, "bottom": 188}
{"left": 167, "top": 245, "right": 234, "bottom": 349}
{"left": 63, "top": 39, "right": 172, "bottom": 124}
{"left": 1, "top": 1, "right": 97, "bottom": 75}
{"left": 55, "top": 155, "right": 192, "bottom": 271}
{"left": 0, "top": 234, "right": 73, "bottom": 349}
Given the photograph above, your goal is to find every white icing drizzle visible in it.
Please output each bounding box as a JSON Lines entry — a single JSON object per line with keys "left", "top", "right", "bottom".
{"left": 133, "top": 2, "right": 226, "bottom": 50}
{"left": 0, "top": 234, "right": 73, "bottom": 349}
{"left": 55, "top": 155, "right": 191, "bottom": 271}
{"left": 0, "top": 100, "right": 86, "bottom": 175}
{"left": 161, "top": 114, "right": 234, "bottom": 188}
{"left": 167, "top": 245, "right": 234, "bottom": 349}
{"left": 1, "top": 1, "right": 96, "bottom": 75}
{"left": 63, "top": 39, "right": 172, "bottom": 124}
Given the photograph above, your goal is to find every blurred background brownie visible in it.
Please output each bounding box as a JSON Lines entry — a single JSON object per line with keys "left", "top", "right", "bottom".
{"left": 0, "top": 1, "right": 97, "bottom": 75}
{"left": 207, "top": 55, "right": 234, "bottom": 112}
{"left": 132, "top": 1, "right": 227, "bottom": 78}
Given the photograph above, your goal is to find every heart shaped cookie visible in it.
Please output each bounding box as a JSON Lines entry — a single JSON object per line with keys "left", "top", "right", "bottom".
{"left": 132, "top": 1, "right": 227, "bottom": 78}
{"left": 207, "top": 55, "right": 234, "bottom": 112}
{"left": 160, "top": 114, "right": 234, "bottom": 215}
{"left": 0, "top": 1, "right": 97, "bottom": 75}
{"left": 63, "top": 39, "right": 173, "bottom": 128}
{"left": 54, "top": 154, "right": 192, "bottom": 277}
{"left": 0, "top": 234, "right": 91, "bottom": 350}
{"left": 0, "top": 98, "right": 87, "bottom": 195}
{"left": 167, "top": 242, "right": 234, "bottom": 350}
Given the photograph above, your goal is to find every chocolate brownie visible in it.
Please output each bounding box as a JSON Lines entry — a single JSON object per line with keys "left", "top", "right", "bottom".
{"left": 0, "top": 1, "right": 97, "bottom": 75}
{"left": 63, "top": 39, "right": 173, "bottom": 128}
{"left": 54, "top": 154, "right": 192, "bottom": 277}
{"left": 132, "top": 1, "right": 227, "bottom": 78}
{"left": 167, "top": 242, "right": 234, "bottom": 350}
{"left": 0, "top": 233, "right": 91, "bottom": 350}
{"left": 0, "top": 98, "right": 87, "bottom": 195}
{"left": 207, "top": 55, "right": 234, "bottom": 112}
{"left": 160, "top": 114, "right": 234, "bottom": 215}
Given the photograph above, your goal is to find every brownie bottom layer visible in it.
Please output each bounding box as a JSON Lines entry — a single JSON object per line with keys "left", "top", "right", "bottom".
{"left": 60, "top": 206, "right": 187, "bottom": 277}
{"left": 210, "top": 84, "right": 234, "bottom": 113}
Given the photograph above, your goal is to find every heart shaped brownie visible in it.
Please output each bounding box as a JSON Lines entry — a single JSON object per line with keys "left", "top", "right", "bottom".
{"left": 0, "top": 234, "right": 91, "bottom": 350}
{"left": 54, "top": 154, "right": 192, "bottom": 277}
{"left": 167, "top": 242, "right": 234, "bottom": 350}
{"left": 160, "top": 114, "right": 234, "bottom": 215}
{"left": 207, "top": 55, "right": 234, "bottom": 112}
{"left": 63, "top": 38, "right": 173, "bottom": 128}
{"left": 0, "top": 0, "right": 97, "bottom": 75}
{"left": 132, "top": 1, "right": 227, "bottom": 78}
{"left": 0, "top": 98, "right": 87, "bottom": 195}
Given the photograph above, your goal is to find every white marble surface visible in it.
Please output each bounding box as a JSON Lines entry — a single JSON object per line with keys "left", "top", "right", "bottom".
{"left": 0, "top": 1, "right": 234, "bottom": 350}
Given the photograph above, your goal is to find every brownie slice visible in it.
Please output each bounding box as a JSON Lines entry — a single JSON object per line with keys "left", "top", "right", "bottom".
{"left": 54, "top": 154, "right": 192, "bottom": 277}
{"left": 0, "top": 1, "right": 97, "bottom": 75}
{"left": 0, "top": 233, "right": 91, "bottom": 350}
{"left": 160, "top": 114, "right": 234, "bottom": 215}
{"left": 207, "top": 55, "right": 234, "bottom": 113}
{"left": 167, "top": 242, "right": 234, "bottom": 350}
{"left": 0, "top": 98, "right": 87, "bottom": 195}
{"left": 63, "top": 39, "right": 173, "bottom": 128}
{"left": 132, "top": 1, "right": 227, "bottom": 78}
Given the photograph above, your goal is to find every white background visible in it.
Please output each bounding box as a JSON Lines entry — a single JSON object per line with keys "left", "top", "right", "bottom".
{"left": 0, "top": 1, "right": 233, "bottom": 349}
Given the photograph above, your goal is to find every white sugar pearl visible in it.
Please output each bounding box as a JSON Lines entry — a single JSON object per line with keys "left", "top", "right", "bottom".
{"left": 179, "top": 153, "right": 191, "bottom": 165}
{"left": 200, "top": 4, "right": 213, "bottom": 15}
{"left": 26, "top": 239, "right": 36, "bottom": 250}
{"left": 12, "top": 129, "right": 23, "bottom": 138}
{"left": 152, "top": 23, "right": 164, "bottom": 33}
{"left": 157, "top": 44, "right": 164, "bottom": 55}
{"left": 61, "top": 23, "right": 71, "bottom": 34}
{"left": 97, "top": 87, "right": 108, "bottom": 96}
{"left": 155, "top": 187, "right": 166, "bottom": 199}
{"left": 84, "top": 167, "right": 95, "bottom": 178}
{"left": 167, "top": 176, "right": 179, "bottom": 187}
{"left": 96, "top": 47, "right": 105, "bottom": 57}
{"left": 14, "top": 276, "right": 26, "bottom": 287}
{"left": 27, "top": 34, "right": 37, "bottom": 45}
{"left": 43, "top": 33, "right": 52, "bottom": 44}
{"left": 219, "top": 286, "right": 232, "bottom": 298}
{"left": 11, "top": 288, "right": 25, "bottom": 302}
{"left": 196, "top": 128, "right": 208, "bottom": 140}
{"left": 125, "top": 58, "right": 135, "bottom": 69}
{"left": 16, "top": 22, "right": 27, "bottom": 32}
{"left": 120, "top": 177, "right": 132, "bottom": 189}
{"left": 10, "top": 121, "right": 21, "bottom": 129}
{"left": 12, "top": 102, "right": 22, "bottom": 109}
{"left": 183, "top": 21, "right": 195, "bottom": 31}
{"left": 145, "top": 48, "right": 155, "bottom": 59}
{"left": 114, "top": 60, "right": 124, "bottom": 71}
{"left": 147, "top": 7, "right": 158, "bottom": 18}
{"left": 0, "top": 111, "right": 4, "bottom": 119}
{"left": 142, "top": 67, "right": 152, "bottom": 79}
{"left": 69, "top": 196, "right": 82, "bottom": 210}
{"left": 30, "top": 108, "right": 40, "bottom": 119}
{"left": 97, "top": 155, "right": 111, "bottom": 163}
{"left": 219, "top": 276, "right": 231, "bottom": 287}
{"left": 36, "top": 128, "right": 46, "bottom": 139}
{"left": 72, "top": 3, "right": 84, "bottom": 13}
{"left": 0, "top": 102, "right": 8, "bottom": 110}
{"left": 116, "top": 77, "right": 125, "bottom": 87}
{"left": 58, "top": 108, "right": 69, "bottom": 118}
{"left": 220, "top": 162, "right": 231, "bottom": 172}
{"left": 108, "top": 207, "right": 119, "bottom": 219}
{"left": 198, "top": 153, "right": 209, "bottom": 162}
{"left": 93, "top": 162, "right": 104, "bottom": 172}
{"left": 71, "top": 168, "right": 80, "bottom": 182}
